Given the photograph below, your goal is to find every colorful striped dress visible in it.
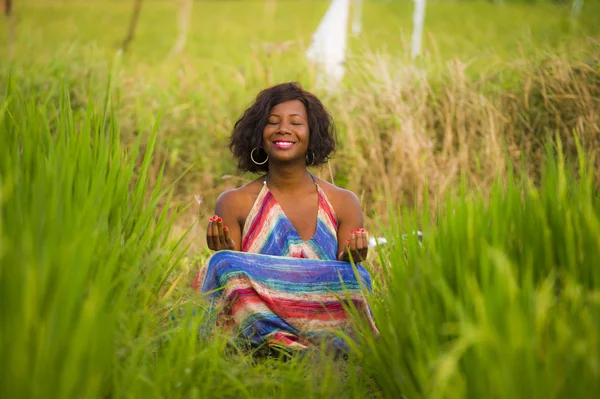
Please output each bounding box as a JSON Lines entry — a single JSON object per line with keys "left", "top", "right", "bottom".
{"left": 192, "top": 175, "right": 378, "bottom": 349}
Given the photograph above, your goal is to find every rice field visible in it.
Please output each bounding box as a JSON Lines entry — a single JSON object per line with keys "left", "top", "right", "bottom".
{"left": 1, "top": 0, "right": 600, "bottom": 397}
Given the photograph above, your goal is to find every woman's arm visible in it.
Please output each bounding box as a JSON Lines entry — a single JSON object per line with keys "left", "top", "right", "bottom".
{"left": 207, "top": 190, "right": 242, "bottom": 251}
{"left": 334, "top": 189, "right": 368, "bottom": 262}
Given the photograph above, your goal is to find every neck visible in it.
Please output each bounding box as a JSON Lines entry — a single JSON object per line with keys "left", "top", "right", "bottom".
{"left": 266, "top": 161, "right": 312, "bottom": 193}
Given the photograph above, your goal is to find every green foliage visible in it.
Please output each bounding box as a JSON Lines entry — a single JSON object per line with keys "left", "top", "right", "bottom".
{"left": 357, "top": 143, "right": 600, "bottom": 398}
{"left": 1, "top": 1, "right": 599, "bottom": 397}
{"left": 2, "top": 75, "right": 598, "bottom": 397}
{"left": 0, "top": 77, "right": 160, "bottom": 396}
{"left": 2, "top": 0, "right": 599, "bottom": 221}
{"left": 0, "top": 77, "right": 380, "bottom": 398}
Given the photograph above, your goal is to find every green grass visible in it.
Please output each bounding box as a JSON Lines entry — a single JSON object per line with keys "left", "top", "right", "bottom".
{"left": 4, "top": 0, "right": 599, "bottom": 65}
{"left": 2, "top": 1, "right": 599, "bottom": 218}
{"left": 0, "top": 79, "right": 379, "bottom": 398}
{"left": 0, "top": 78, "right": 180, "bottom": 397}
{"left": 358, "top": 142, "right": 600, "bottom": 398}
{"left": 1, "top": 1, "right": 600, "bottom": 397}
{"left": 2, "top": 78, "right": 599, "bottom": 397}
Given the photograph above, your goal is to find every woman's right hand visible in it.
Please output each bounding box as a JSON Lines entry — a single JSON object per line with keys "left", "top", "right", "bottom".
{"left": 206, "top": 215, "right": 236, "bottom": 251}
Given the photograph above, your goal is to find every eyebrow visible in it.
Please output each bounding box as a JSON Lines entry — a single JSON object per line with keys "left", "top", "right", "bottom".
{"left": 269, "top": 113, "right": 306, "bottom": 120}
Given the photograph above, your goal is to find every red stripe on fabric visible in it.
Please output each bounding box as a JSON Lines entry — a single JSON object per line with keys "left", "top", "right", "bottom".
{"left": 191, "top": 273, "right": 201, "bottom": 291}
{"left": 226, "top": 286, "right": 355, "bottom": 323}
{"left": 262, "top": 296, "right": 350, "bottom": 321}
{"left": 318, "top": 190, "right": 338, "bottom": 229}
{"left": 269, "top": 332, "right": 310, "bottom": 348}
{"left": 242, "top": 193, "right": 276, "bottom": 251}
{"left": 228, "top": 288, "right": 352, "bottom": 322}
{"left": 229, "top": 290, "right": 263, "bottom": 315}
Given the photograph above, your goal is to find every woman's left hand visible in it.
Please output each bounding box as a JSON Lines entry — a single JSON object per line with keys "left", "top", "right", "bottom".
{"left": 337, "top": 229, "right": 368, "bottom": 262}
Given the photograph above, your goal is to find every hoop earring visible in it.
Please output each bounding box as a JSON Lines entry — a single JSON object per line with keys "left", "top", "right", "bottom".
{"left": 306, "top": 150, "right": 315, "bottom": 166}
{"left": 251, "top": 147, "right": 269, "bottom": 165}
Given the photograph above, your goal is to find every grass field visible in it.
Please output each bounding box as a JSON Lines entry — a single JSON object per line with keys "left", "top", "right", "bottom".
{"left": 3, "top": 0, "right": 599, "bottom": 232}
{"left": 4, "top": 0, "right": 600, "bottom": 62}
{"left": 1, "top": 0, "right": 600, "bottom": 397}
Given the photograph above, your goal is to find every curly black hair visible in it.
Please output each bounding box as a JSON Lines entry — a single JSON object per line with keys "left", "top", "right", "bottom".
{"left": 230, "top": 82, "right": 336, "bottom": 173}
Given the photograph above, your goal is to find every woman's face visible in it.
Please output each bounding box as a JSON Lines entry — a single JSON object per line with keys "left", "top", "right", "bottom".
{"left": 262, "top": 99, "right": 310, "bottom": 165}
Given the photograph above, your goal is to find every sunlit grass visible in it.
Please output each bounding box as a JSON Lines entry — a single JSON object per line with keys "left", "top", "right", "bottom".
{"left": 1, "top": 1, "right": 600, "bottom": 397}
{"left": 4, "top": 0, "right": 599, "bottom": 65}
{"left": 2, "top": 77, "right": 599, "bottom": 396}
{"left": 354, "top": 142, "right": 600, "bottom": 398}
{"left": 0, "top": 78, "right": 381, "bottom": 398}
{"left": 2, "top": 1, "right": 599, "bottom": 229}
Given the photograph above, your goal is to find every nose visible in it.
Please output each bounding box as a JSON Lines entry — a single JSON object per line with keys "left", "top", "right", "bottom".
{"left": 279, "top": 123, "right": 292, "bottom": 134}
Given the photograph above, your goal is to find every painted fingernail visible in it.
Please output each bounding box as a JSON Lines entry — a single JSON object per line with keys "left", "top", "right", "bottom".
{"left": 223, "top": 226, "right": 228, "bottom": 231}
{"left": 346, "top": 239, "right": 351, "bottom": 244}
{"left": 217, "top": 217, "right": 222, "bottom": 223}
{"left": 209, "top": 216, "right": 214, "bottom": 221}
{"left": 360, "top": 228, "right": 365, "bottom": 233}
{"left": 351, "top": 230, "right": 355, "bottom": 234}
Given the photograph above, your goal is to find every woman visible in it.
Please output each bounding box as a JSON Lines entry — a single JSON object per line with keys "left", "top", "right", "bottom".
{"left": 192, "top": 82, "right": 378, "bottom": 350}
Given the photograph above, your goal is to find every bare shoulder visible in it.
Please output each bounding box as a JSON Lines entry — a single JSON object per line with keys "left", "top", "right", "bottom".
{"left": 316, "top": 178, "right": 361, "bottom": 213}
{"left": 215, "top": 177, "right": 264, "bottom": 218}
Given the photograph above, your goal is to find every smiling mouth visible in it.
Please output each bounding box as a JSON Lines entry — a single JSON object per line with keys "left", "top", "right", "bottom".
{"left": 273, "top": 140, "right": 295, "bottom": 149}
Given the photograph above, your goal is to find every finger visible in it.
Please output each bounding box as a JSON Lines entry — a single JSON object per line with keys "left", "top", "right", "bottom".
{"left": 355, "top": 229, "right": 365, "bottom": 261}
{"left": 359, "top": 247, "right": 368, "bottom": 262}
{"left": 350, "top": 230, "right": 358, "bottom": 253}
{"left": 216, "top": 217, "right": 226, "bottom": 247}
{"left": 339, "top": 239, "right": 350, "bottom": 261}
{"left": 345, "top": 230, "right": 357, "bottom": 262}
{"left": 359, "top": 229, "right": 369, "bottom": 261}
{"left": 211, "top": 215, "right": 220, "bottom": 248}
{"left": 223, "top": 226, "right": 235, "bottom": 250}
{"left": 356, "top": 228, "right": 364, "bottom": 251}
{"left": 206, "top": 218, "right": 215, "bottom": 249}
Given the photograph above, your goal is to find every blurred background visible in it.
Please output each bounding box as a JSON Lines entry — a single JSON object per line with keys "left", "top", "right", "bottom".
{"left": 2, "top": 0, "right": 599, "bottom": 243}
